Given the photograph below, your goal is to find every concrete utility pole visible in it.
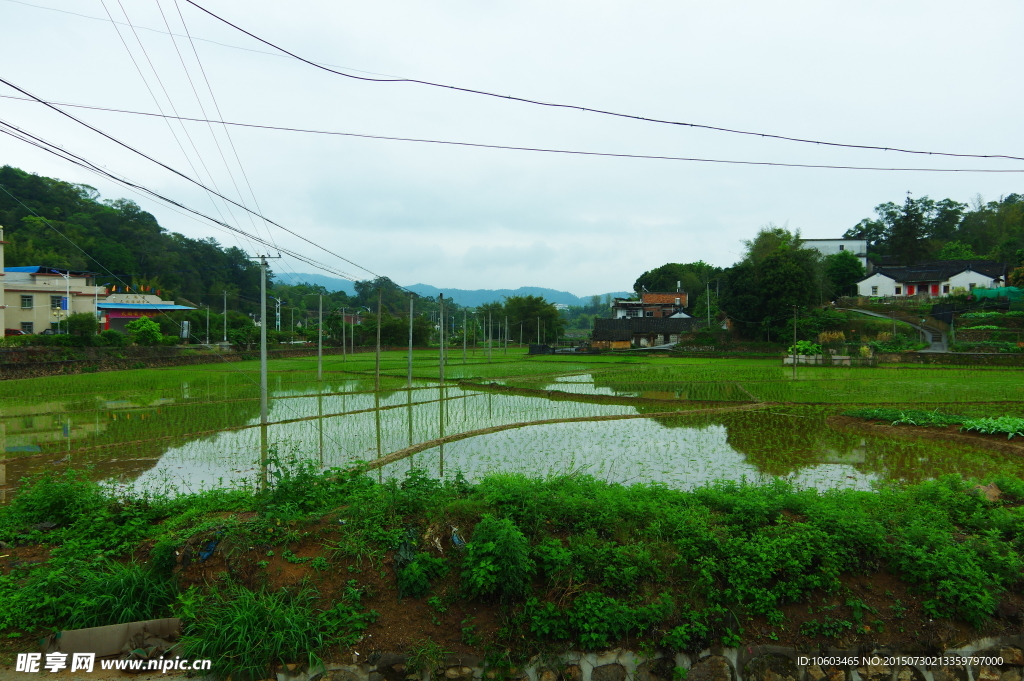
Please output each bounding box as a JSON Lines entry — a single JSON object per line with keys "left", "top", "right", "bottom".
{"left": 505, "top": 316, "right": 508, "bottom": 355}
{"left": 205, "top": 305, "right": 210, "bottom": 345}
{"left": 408, "top": 294, "right": 414, "bottom": 389}
{"left": 253, "top": 254, "right": 280, "bottom": 483}
{"left": 792, "top": 305, "right": 798, "bottom": 380}
{"left": 463, "top": 310, "right": 467, "bottom": 364}
{"left": 706, "top": 282, "right": 711, "bottom": 328}
{"left": 375, "top": 289, "right": 382, "bottom": 392}
{"left": 438, "top": 294, "right": 445, "bottom": 386}
{"left": 317, "top": 295, "right": 323, "bottom": 382}
{"left": 341, "top": 307, "right": 346, "bottom": 363}
{"left": 223, "top": 290, "right": 227, "bottom": 343}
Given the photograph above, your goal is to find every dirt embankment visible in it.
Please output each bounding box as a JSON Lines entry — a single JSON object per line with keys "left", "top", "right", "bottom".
{"left": 829, "top": 415, "right": 1024, "bottom": 456}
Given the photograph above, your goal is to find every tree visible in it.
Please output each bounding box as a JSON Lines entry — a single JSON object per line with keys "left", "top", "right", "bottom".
{"left": 936, "top": 241, "right": 976, "bottom": 260}
{"left": 823, "top": 251, "right": 866, "bottom": 297}
{"left": 125, "top": 317, "right": 164, "bottom": 346}
{"left": 719, "top": 226, "right": 820, "bottom": 340}
{"left": 888, "top": 195, "right": 929, "bottom": 265}
{"left": 66, "top": 312, "right": 99, "bottom": 337}
{"left": 502, "top": 295, "right": 563, "bottom": 344}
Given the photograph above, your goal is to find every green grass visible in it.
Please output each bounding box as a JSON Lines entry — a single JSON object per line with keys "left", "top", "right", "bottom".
{"left": 1, "top": 464, "right": 1022, "bottom": 665}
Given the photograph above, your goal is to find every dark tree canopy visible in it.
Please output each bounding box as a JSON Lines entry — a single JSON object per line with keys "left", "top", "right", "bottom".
{"left": 845, "top": 193, "right": 1022, "bottom": 267}
{"left": 0, "top": 165, "right": 263, "bottom": 312}
{"left": 823, "top": 250, "right": 866, "bottom": 297}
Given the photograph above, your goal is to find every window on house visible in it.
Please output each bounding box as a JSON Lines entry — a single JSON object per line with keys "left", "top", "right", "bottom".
{"left": 839, "top": 245, "right": 845, "bottom": 251}
{"left": 50, "top": 295, "right": 62, "bottom": 309}
{"left": 969, "top": 282, "right": 976, "bottom": 290}
{"left": 943, "top": 284, "right": 950, "bottom": 294}
{"left": 871, "top": 286, "right": 878, "bottom": 295}
{"left": 895, "top": 286, "right": 902, "bottom": 295}
{"left": 21, "top": 322, "right": 33, "bottom": 334}
{"left": 21, "top": 295, "right": 33, "bottom": 309}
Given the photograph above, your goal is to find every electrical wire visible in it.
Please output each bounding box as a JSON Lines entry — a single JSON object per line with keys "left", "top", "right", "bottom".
{"left": 1, "top": 0, "right": 403, "bottom": 79}
{"left": 0, "top": 76, "right": 389, "bottom": 279}
{"left": 97, "top": 0, "right": 247, "bottom": 252}
{"left": 0, "top": 117, "right": 361, "bottom": 280}
{"left": 184, "top": 0, "right": 1024, "bottom": 165}
{"left": 2, "top": 93, "right": 1021, "bottom": 174}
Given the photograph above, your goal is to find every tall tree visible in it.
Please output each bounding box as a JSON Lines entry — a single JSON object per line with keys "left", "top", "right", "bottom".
{"left": 823, "top": 251, "right": 866, "bottom": 296}
{"left": 887, "top": 195, "right": 929, "bottom": 265}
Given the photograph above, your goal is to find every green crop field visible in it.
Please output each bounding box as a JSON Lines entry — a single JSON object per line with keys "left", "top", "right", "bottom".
{"left": 2, "top": 350, "right": 1022, "bottom": 498}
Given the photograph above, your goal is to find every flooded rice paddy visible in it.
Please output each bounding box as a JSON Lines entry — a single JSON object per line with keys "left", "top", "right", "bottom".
{"left": 1, "top": 351, "right": 1022, "bottom": 498}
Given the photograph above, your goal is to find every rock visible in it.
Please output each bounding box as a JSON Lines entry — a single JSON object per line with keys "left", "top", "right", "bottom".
{"left": 328, "top": 672, "right": 364, "bottom": 681}
{"left": 855, "top": 663, "right": 889, "bottom": 681}
{"left": 592, "top": 664, "right": 627, "bottom": 681}
{"left": 369, "top": 673, "right": 385, "bottom": 681}
{"left": 636, "top": 658, "right": 676, "bottom": 681}
{"left": 1003, "top": 649, "right": 1024, "bottom": 667}
{"left": 539, "top": 670, "right": 558, "bottom": 681}
{"left": 445, "top": 667, "right": 473, "bottom": 679}
{"left": 827, "top": 670, "right": 846, "bottom": 681}
{"left": 896, "top": 666, "right": 926, "bottom": 681}
{"left": 1001, "top": 671, "right": 1023, "bottom": 681}
{"left": 688, "top": 657, "right": 732, "bottom": 681}
{"left": 744, "top": 655, "right": 797, "bottom": 681}
{"left": 564, "top": 665, "right": 582, "bottom": 681}
{"left": 975, "top": 483, "right": 1002, "bottom": 501}
{"left": 978, "top": 667, "right": 1002, "bottom": 681}
{"left": 378, "top": 655, "right": 408, "bottom": 669}
{"left": 807, "top": 666, "right": 825, "bottom": 681}
{"left": 932, "top": 667, "right": 967, "bottom": 681}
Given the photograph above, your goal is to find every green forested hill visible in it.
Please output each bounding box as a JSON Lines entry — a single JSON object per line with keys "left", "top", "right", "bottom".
{"left": 0, "top": 165, "right": 263, "bottom": 311}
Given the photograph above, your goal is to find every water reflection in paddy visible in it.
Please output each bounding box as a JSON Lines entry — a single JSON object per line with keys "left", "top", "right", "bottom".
{"left": 2, "top": 363, "right": 1022, "bottom": 497}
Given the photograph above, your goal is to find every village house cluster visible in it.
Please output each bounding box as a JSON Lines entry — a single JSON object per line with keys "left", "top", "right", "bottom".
{"left": 0, "top": 227, "right": 193, "bottom": 337}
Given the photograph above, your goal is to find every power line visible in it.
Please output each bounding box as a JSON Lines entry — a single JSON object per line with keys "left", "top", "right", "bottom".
{"left": 0, "top": 76, "right": 389, "bottom": 279}
{"left": 0, "top": 118, "right": 361, "bottom": 281}
{"left": 0, "top": 0, "right": 403, "bottom": 79}
{"left": 3, "top": 93, "right": 1022, "bottom": 174}
{"left": 184, "top": 0, "right": 1024, "bottom": 165}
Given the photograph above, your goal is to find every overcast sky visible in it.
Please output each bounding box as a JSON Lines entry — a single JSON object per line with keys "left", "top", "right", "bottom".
{"left": 1, "top": 0, "right": 1022, "bottom": 296}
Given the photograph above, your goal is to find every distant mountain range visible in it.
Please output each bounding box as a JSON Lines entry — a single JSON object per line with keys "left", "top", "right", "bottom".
{"left": 279, "top": 272, "right": 631, "bottom": 307}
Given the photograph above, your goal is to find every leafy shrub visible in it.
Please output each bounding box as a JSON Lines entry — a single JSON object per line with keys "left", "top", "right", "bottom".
{"left": 398, "top": 553, "right": 449, "bottom": 598}
{"left": 567, "top": 592, "right": 673, "bottom": 650}
{"left": 787, "top": 340, "right": 822, "bottom": 355}
{"left": 125, "top": 317, "right": 164, "bottom": 345}
{"left": 960, "top": 417, "right": 1024, "bottom": 440}
{"left": 99, "top": 329, "right": 129, "bottom": 347}
{"left": 463, "top": 515, "right": 534, "bottom": 600}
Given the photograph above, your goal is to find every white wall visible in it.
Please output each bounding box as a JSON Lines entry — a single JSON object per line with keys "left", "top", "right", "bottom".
{"left": 948, "top": 270, "right": 999, "bottom": 291}
{"left": 802, "top": 239, "right": 869, "bottom": 272}
{"left": 856, "top": 273, "right": 898, "bottom": 297}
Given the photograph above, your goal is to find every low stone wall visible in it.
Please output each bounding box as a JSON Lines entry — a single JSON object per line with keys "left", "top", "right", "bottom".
{"left": 281, "top": 638, "right": 1023, "bottom": 681}
{"left": 0, "top": 346, "right": 366, "bottom": 379}
{"left": 876, "top": 352, "right": 1024, "bottom": 366}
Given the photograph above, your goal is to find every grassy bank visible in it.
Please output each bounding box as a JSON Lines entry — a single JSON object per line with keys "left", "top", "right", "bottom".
{"left": 1, "top": 464, "right": 1023, "bottom": 679}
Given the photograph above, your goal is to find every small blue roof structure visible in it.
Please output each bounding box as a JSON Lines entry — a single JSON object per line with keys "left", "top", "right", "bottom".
{"left": 4, "top": 266, "right": 45, "bottom": 272}
{"left": 96, "top": 303, "right": 195, "bottom": 310}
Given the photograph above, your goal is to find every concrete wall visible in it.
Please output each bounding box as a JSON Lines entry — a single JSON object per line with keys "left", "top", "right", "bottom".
{"left": 278, "top": 637, "right": 1023, "bottom": 681}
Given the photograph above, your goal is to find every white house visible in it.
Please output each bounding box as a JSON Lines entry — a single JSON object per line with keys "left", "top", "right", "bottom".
{"left": 856, "top": 260, "right": 1007, "bottom": 297}
{"left": 801, "top": 238, "right": 870, "bottom": 273}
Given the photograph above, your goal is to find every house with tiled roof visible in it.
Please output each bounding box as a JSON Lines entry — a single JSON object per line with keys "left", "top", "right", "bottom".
{"left": 855, "top": 260, "right": 1007, "bottom": 298}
